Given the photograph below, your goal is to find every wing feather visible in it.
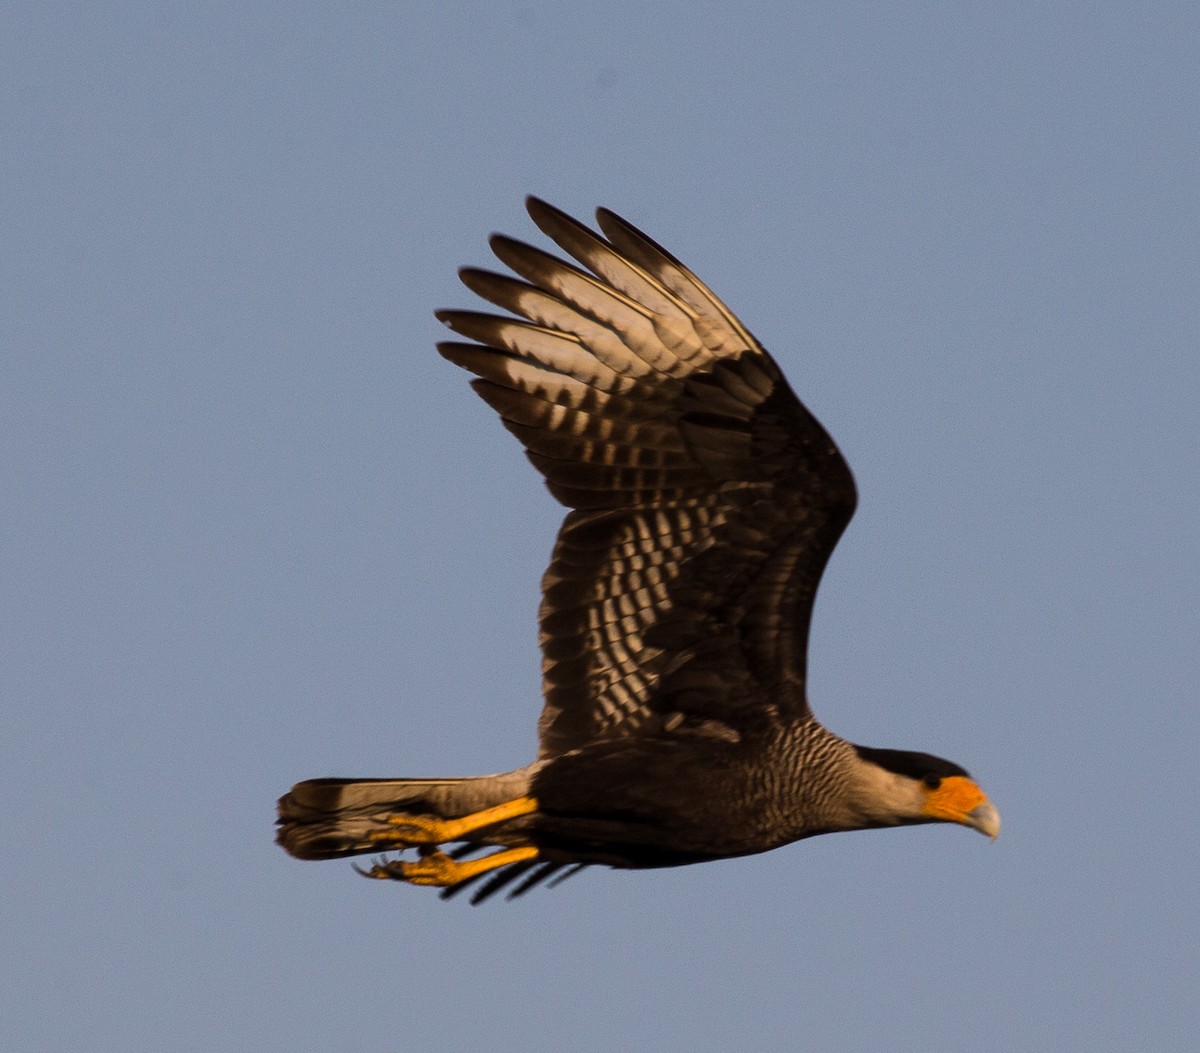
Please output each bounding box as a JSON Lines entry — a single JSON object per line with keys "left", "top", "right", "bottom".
{"left": 438, "top": 199, "right": 857, "bottom": 757}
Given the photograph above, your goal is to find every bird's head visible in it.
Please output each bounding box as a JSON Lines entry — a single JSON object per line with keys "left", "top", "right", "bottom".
{"left": 849, "top": 745, "right": 1000, "bottom": 839}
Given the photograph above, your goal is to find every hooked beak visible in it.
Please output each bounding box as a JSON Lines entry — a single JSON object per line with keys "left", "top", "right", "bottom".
{"left": 964, "top": 798, "right": 1001, "bottom": 840}
{"left": 922, "top": 775, "right": 1001, "bottom": 841}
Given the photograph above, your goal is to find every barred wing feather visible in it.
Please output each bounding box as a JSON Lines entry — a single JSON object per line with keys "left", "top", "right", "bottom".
{"left": 437, "top": 199, "right": 856, "bottom": 758}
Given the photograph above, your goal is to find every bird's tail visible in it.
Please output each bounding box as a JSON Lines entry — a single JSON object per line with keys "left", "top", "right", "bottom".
{"left": 276, "top": 769, "right": 534, "bottom": 860}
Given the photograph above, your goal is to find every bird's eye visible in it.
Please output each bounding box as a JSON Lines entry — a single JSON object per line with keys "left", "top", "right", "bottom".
{"left": 923, "top": 774, "right": 942, "bottom": 789}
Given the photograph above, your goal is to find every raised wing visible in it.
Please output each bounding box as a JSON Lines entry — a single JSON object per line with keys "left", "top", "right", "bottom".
{"left": 437, "top": 199, "right": 856, "bottom": 758}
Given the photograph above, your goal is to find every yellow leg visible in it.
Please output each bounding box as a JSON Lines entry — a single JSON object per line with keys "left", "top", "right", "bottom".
{"left": 367, "top": 795, "right": 539, "bottom": 847}
{"left": 359, "top": 846, "right": 539, "bottom": 887}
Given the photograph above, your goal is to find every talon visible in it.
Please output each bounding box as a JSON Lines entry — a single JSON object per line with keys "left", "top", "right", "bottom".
{"left": 353, "top": 846, "right": 540, "bottom": 887}
{"left": 354, "top": 856, "right": 406, "bottom": 880}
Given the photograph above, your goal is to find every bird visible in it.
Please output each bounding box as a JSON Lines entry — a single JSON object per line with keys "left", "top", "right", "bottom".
{"left": 276, "top": 198, "right": 1000, "bottom": 903}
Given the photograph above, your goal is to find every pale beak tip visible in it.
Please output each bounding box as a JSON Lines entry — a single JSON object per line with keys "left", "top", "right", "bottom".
{"left": 967, "top": 800, "right": 1001, "bottom": 841}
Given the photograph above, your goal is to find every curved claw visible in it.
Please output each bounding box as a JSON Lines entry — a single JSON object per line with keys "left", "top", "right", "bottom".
{"left": 350, "top": 846, "right": 540, "bottom": 888}
{"left": 353, "top": 855, "right": 406, "bottom": 880}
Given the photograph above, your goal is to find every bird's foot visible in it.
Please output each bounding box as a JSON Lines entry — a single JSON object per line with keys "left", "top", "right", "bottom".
{"left": 365, "top": 796, "right": 540, "bottom": 848}
{"left": 354, "top": 846, "right": 538, "bottom": 887}
{"left": 368, "top": 813, "right": 447, "bottom": 846}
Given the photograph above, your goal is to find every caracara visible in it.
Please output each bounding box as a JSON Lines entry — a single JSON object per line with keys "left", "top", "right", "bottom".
{"left": 276, "top": 199, "right": 999, "bottom": 903}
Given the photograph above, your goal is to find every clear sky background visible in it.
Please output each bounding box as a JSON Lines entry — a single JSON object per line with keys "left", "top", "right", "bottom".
{"left": 4, "top": 3, "right": 1197, "bottom": 1051}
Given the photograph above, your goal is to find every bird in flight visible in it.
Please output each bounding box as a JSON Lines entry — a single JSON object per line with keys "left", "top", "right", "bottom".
{"left": 277, "top": 198, "right": 999, "bottom": 903}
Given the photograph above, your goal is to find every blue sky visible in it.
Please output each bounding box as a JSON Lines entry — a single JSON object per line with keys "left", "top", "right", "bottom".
{"left": 3, "top": 3, "right": 1197, "bottom": 1051}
